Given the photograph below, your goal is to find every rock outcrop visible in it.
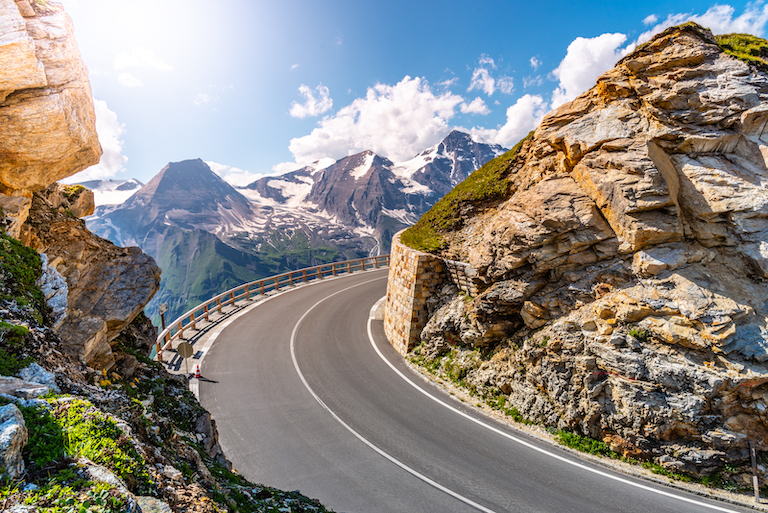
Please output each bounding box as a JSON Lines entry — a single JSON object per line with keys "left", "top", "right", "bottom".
{"left": 0, "top": 0, "right": 101, "bottom": 196}
{"left": 21, "top": 184, "right": 161, "bottom": 370}
{"left": 407, "top": 25, "right": 768, "bottom": 475}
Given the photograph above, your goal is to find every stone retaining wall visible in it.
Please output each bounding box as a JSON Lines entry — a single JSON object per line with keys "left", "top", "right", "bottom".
{"left": 383, "top": 230, "right": 445, "bottom": 355}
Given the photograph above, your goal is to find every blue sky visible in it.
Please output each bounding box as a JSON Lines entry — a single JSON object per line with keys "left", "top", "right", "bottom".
{"left": 59, "top": 0, "right": 768, "bottom": 186}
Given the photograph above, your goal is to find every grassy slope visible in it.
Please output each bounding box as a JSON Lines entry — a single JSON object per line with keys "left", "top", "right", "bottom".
{"left": 400, "top": 132, "right": 533, "bottom": 252}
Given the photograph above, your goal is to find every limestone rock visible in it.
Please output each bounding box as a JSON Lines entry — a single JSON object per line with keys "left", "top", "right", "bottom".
{"left": 413, "top": 24, "right": 768, "bottom": 474}
{"left": 21, "top": 186, "right": 161, "bottom": 370}
{"left": 0, "top": 375, "right": 52, "bottom": 399}
{"left": 36, "top": 252, "right": 67, "bottom": 327}
{"left": 0, "top": 0, "right": 101, "bottom": 195}
{"left": 0, "top": 404, "right": 26, "bottom": 480}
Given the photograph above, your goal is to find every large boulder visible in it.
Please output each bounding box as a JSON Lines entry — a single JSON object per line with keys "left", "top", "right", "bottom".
{"left": 0, "top": 0, "right": 101, "bottom": 196}
{"left": 412, "top": 25, "right": 768, "bottom": 474}
{"left": 21, "top": 186, "right": 161, "bottom": 370}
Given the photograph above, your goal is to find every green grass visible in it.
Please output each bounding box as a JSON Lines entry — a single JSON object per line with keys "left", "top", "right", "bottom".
{"left": 400, "top": 131, "right": 534, "bottom": 252}
{"left": 716, "top": 33, "right": 768, "bottom": 71}
{"left": 21, "top": 400, "right": 152, "bottom": 493}
{"left": 555, "top": 431, "right": 619, "bottom": 458}
{"left": 0, "top": 321, "right": 32, "bottom": 376}
{"left": 0, "top": 233, "right": 47, "bottom": 322}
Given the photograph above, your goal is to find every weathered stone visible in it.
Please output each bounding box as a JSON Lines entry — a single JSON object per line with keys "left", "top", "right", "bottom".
{"left": 36, "top": 252, "right": 67, "bottom": 327}
{"left": 21, "top": 186, "right": 161, "bottom": 370}
{"left": 0, "top": 376, "right": 51, "bottom": 399}
{"left": 0, "top": 0, "right": 101, "bottom": 195}
{"left": 0, "top": 404, "right": 26, "bottom": 480}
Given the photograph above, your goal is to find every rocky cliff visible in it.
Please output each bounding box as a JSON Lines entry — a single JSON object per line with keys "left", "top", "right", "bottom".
{"left": 0, "top": 2, "right": 334, "bottom": 510}
{"left": 403, "top": 24, "right": 768, "bottom": 477}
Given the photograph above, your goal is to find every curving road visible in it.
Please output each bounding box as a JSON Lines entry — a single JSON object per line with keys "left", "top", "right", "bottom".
{"left": 199, "top": 269, "right": 755, "bottom": 513}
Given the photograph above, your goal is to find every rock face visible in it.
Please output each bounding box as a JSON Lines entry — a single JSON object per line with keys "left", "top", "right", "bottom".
{"left": 0, "top": 0, "right": 101, "bottom": 195}
{"left": 21, "top": 185, "right": 161, "bottom": 370}
{"left": 411, "top": 25, "right": 768, "bottom": 474}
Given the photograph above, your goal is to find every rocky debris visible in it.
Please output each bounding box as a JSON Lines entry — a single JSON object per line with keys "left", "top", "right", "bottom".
{"left": 0, "top": 0, "right": 101, "bottom": 196}
{"left": 0, "top": 375, "right": 52, "bottom": 400}
{"left": 412, "top": 24, "right": 768, "bottom": 476}
{"left": 21, "top": 185, "right": 161, "bottom": 370}
{"left": 0, "top": 403, "right": 27, "bottom": 480}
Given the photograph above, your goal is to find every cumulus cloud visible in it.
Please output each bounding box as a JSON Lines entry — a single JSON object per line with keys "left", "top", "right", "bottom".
{"left": 289, "top": 84, "right": 333, "bottom": 118}
{"left": 550, "top": 32, "right": 628, "bottom": 109}
{"left": 530, "top": 56, "right": 541, "bottom": 70}
{"left": 205, "top": 161, "right": 263, "bottom": 187}
{"left": 643, "top": 14, "right": 658, "bottom": 25}
{"left": 460, "top": 97, "right": 491, "bottom": 115}
{"left": 118, "top": 72, "right": 143, "bottom": 88}
{"left": 287, "top": 76, "right": 463, "bottom": 165}
{"left": 523, "top": 75, "right": 544, "bottom": 88}
{"left": 113, "top": 47, "right": 173, "bottom": 72}
{"left": 469, "top": 94, "right": 548, "bottom": 148}
{"left": 637, "top": 4, "right": 768, "bottom": 44}
{"left": 65, "top": 99, "right": 128, "bottom": 181}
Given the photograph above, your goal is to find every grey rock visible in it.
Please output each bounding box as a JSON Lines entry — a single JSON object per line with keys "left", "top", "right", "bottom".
{"left": 17, "top": 362, "right": 60, "bottom": 394}
{"left": 0, "top": 404, "right": 27, "bottom": 480}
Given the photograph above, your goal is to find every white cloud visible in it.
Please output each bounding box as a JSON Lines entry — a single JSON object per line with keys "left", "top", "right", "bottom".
{"left": 287, "top": 76, "right": 463, "bottom": 165}
{"left": 65, "top": 99, "right": 128, "bottom": 181}
{"left": 118, "top": 72, "right": 143, "bottom": 88}
{"left": 468, "top": 55, "right": 513, "bottom": 96}
{"left": 523, "top": 75, "right": 544, "bottom": 88}
{"left": 551, "top": 32, "right": 628, "bottom": 109}
{"left": 205, "top": 161, "right": 263, "bottom": 187}
{"left": 460, "top": 97, "right": 491, "bottom": 115}
{"left": 497, "top": 76, "right": 514, "bottom": 94}
{"left": 289, "top": 84, "right": 333, "bottom": 118}
{"left": 194, "top": 93, "right": 211, "bottom": 106}
{"left": 468, "top": 67, "right": 496, "bottom": 95}
{"left": 291, "top": 63, "right": 299, "bottom": 70}
{"left": 469, "top": 94, "right": 548, "bottom": 148}
{"left": 530, "top": 56, "right": 541, "bottom": 70}
{"left": 638, "top": 4, "right": 768, "bottom": 44}
{"left": 113, "top": 47, "right": 173, "bottom": 71}
{"left": 643, "top": 14, "right": 658, "bottom": 25}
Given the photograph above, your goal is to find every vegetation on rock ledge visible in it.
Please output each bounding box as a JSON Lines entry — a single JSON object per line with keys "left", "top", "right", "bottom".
{"left": 400, "top": 132, "right": 534, "bottom": 252}
{"left": 716, "top": 32, "right": 768, "bottom": 71}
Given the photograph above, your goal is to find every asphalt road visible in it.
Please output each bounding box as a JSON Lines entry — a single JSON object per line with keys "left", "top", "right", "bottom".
{"left": 199, "top": 269, "right": 756, "bottom": 513}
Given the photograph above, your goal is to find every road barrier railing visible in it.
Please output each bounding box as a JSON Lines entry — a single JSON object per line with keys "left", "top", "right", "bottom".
{"left": 155, "top": 255, "right": 390, "bottom": 359}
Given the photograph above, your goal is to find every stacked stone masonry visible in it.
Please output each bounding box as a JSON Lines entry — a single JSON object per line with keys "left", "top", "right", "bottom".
{"left": 384, "top": 230, "right": 445, "bottom": 355}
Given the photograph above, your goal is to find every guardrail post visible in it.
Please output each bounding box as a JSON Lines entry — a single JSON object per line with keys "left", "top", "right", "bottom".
{"left": 302, "top": 269, "right": 307, "bottom": 282}
{"left": 333, "top": 263, "right": 338, "bottom": 276}
{"left": 260, "top": 280, "right": 265, "bottom": 295}
{"left": 289, "top": 273, "right": 294, "bottom": 286}
{"left": 230, "top": 291, "right": 235, "bottom": 306}
{"left": 275, "top": 276, "right": 280, "bottom": 291}
{"left": 190, "top": 312, "right": 196, "bottom": 330}
{"left": 217, "top": 297, "right": 222, "bottom": 313}
{"left": 347, "top": 261, "right": 352, "bottom": 273}
{"left": 361, "top": 258, "right": 366, "bottom": 271}
{"left": 204, "top": 304, "right": 209, "bottom": 321}
{"left": 245, "top": 284, "right": 250, "bottom": 300}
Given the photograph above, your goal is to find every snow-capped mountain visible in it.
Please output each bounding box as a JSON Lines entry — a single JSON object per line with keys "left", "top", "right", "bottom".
{"left": 241, "top": 130, "right": 507, "bottom": 246}
{"left": 85, "top": 131, "right": 507, "bottom": 324}
{"left": 76, "top": 178, "right": 144, "bottom": 206}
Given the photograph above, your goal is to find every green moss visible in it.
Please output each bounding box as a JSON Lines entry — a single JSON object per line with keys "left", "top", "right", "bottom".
{"left": 401, "top": 131, "right": 534, "bottom": 252}
{"left": 0, "top": 321, "right": 32, "bottom": 376}
{"left": 0, "top": 233, "right": 47, "bottom": 321}
{"left": 716, "top": 33, "right": 768, "bottom": 71}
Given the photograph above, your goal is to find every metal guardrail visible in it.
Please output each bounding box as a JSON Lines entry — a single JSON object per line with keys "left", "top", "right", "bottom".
{"left": 154, "top": 255, "right": 390, "bottom": 359}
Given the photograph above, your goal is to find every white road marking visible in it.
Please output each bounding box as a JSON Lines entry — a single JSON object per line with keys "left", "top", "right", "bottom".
{"left": 290, "top": 278, "right": 499, "bottom": 513}
{"left": 366, "top": 297, "right": 744, "bottom": 513}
